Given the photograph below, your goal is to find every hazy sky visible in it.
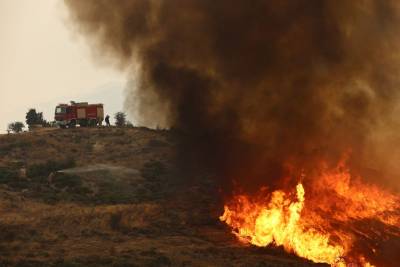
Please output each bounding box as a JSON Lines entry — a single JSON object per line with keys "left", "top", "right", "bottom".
{"left": 0, "top": 0, "right": 125, "bottom": 132}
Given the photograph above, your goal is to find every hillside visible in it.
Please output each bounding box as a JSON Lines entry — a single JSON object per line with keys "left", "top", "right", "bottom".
{"left": 0, "top": 128, "right": 323, "bottom": 267}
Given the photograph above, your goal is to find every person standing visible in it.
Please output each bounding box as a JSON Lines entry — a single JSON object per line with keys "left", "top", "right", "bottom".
{"left": 105, "top": 115, "right": 111, "bottom": 126}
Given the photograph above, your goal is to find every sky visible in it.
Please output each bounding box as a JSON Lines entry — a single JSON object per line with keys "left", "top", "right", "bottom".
{"left": 0, "top": 0, "right": 126, "bottom": 132}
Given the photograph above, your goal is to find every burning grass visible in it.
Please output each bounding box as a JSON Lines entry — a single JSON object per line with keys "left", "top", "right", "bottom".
{"left": 220, "top": 160, "right": 400, "bottom": 267}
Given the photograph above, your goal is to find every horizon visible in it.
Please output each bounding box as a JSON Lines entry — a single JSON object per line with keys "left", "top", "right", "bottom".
{"left": 0, "top": 0, "right": 126, "bottom": 132}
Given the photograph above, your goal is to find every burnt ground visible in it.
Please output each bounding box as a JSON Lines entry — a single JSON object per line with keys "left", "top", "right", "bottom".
{"left": 0, "top": 127, "right": 326, "bottom": 267}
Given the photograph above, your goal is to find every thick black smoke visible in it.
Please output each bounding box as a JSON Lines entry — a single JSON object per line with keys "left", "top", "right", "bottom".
{"left": 64, "top": 0, "right": 400, "bottom": 190}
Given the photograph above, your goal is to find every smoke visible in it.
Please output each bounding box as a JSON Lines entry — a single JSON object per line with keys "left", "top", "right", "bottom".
{"left": 64, "top": 0, "right": 400, "bottom": 190}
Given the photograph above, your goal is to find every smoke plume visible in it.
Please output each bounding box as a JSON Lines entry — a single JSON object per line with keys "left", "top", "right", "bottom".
{"left": 64, "top": 0, "right": 400, "bottom": 190}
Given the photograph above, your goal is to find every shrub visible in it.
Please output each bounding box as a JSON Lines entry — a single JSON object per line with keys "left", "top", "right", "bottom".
{"left": 114, "top": 112, "right": 127, "bottom": 127}
{"left": 35, "top": 139, "right": 47, "bottom": 146}
{"left": 26, "top": 158, "right": 76, "bottom": 179}
{"left": 0, "top": 167, "right": 29, "bottom": 189}
{"left": 147, "top": 139, "right": 167, "bottom": 148}
{"left": 126, "top": 121, "right": 134, "bottom": 128}
{"left": 25, "top": 108, "right": 44, "bottom": 126}
{"left": 0, "top": 140, "right": 32, "bottom": 156}
{"left": 7, "top": 122, "right": 25, "bottom": 133}
{"left": 53, "top": 173, "right": 82, "bottom": 189}
{"left": 140, "top": 161, "right": 166, "bottom": 180}
{"left": 0, "top": 167, "right": 17, "bottom": 184}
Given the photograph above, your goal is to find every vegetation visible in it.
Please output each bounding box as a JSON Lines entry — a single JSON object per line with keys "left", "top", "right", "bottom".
{"left": 0, "top": 167, "right": 18, "bottom": 184}
{"left": 25, "top": 108, "right": 45, "bottom": 126}
{"left": 0, "top": 127, "right": 304, "bottom": 267}
{"left": 7, "top": 121, "right": 25, "bottom": 133}
{"left": 114, "top": 112, "right": 127, "bottom": 127}
{"left": 140, "top": 160, "right": 166, "bottom": 180}
{"left": 147, "top": 138, "right": 167, "bottom": 148}
{"left": 0, "top": 139, "right": 32, "bottom": 156}
{"left": 126, "top": 121, "right": 134, "bottom": 128}
{"left": 26, "top": 158, "right": 76, "bottom": 180}
{"left": 0, "top": 165, "right": 31, "bottom": 190}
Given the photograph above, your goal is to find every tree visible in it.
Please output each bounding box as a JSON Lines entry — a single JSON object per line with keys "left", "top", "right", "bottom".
{"left": 26, "top": 109, "right": 44, "bottom": 126}
{"left": 114, "top": 112, "right": 127, "bottom": 127}
{"left": 8, "top": 122, "right": 25, "bottom": 133}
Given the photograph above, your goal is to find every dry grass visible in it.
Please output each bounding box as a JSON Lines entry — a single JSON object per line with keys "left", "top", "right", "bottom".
{"left": 0, "top": 128, "right": 322, "bottom": 267}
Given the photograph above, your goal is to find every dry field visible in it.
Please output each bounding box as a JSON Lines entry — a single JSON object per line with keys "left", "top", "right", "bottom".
{"left": 0, "top": 128, "right": 323, "bottom": 267}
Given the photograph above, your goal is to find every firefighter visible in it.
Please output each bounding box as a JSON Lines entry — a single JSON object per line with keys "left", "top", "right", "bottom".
{"left": 105, "top": 115, "right": 111, "bottom": 126}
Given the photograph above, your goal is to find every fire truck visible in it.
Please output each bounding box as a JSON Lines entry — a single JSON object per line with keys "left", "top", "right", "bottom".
{"left": 55, "top": 101, "right": 104, "bottom": 128}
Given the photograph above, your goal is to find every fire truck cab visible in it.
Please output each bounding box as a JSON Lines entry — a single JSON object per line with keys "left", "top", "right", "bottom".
{"left": 55, "top": 101, "right": 104, "bottom": 128}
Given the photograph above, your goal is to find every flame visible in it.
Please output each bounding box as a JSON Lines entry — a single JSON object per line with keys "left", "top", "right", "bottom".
{"left": 220, "top": 163, "right": 400, "bottom": 266}
{"left": 220, "top": 183, "right": 347, "bottom": 265}
{"left": 314, "top": 164, "right": 399, "bottom": 227}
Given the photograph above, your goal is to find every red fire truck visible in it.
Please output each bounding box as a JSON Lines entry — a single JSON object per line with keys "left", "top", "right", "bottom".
{"left": 55, "top": 101, "right": 104, "bottom": 128}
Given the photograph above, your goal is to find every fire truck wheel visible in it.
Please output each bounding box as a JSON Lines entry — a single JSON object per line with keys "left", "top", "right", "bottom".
{"left": 89, "top": 119, "right": 98, "bottom": 127}
{"left": 69, "top": 120, "right": 77, "bottom": 128}
{"left": 60, "top": 125, "right": 66, "bottom": 129}
{"left": 80, "top": 120, "right": 88, "bottom": 127}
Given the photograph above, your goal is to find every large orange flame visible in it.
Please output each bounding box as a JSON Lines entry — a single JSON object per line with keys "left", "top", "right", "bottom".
{"left": 220, "top": 163, "right": 400, "bottom": 266}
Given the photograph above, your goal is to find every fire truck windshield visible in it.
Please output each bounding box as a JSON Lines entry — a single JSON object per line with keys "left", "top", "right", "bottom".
{"left": 55, "top": 107, "right": 66, "bottom": 114}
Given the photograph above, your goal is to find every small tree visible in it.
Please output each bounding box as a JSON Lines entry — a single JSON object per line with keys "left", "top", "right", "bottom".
{"left": 114, "top": 112, "right": 127, "bottom": 127}
{"left": 8, "top": 122, "right": 25, "bottom": 133}
{"left": 26, "top": 109, "right": 44, "bottom": 126}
